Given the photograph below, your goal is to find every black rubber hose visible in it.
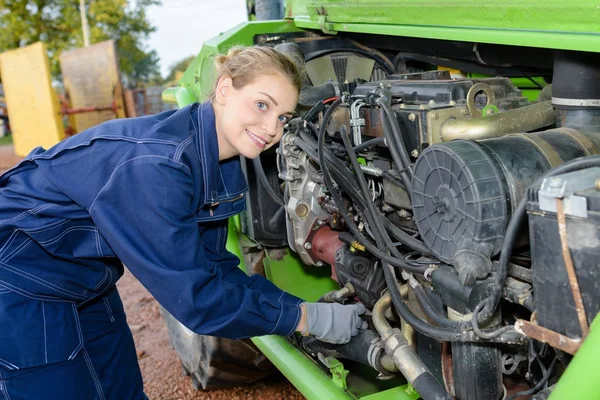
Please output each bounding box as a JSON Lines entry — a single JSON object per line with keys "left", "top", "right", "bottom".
{"left": 377, "top": 99, "right": 413, "bottom": 189}
{"left": 382, "top": 218, "right": 432, "bottom": 256}
{"left": 479, "top": 155, "right": 600, "bottom": 323}
{"left": 354, "top": 137, "right": 386, "bottom": 153}
{"left": 381, "top": 170, "right": 405, "bottom": 188}
{"left": 414, "top": 285, "right": 466, "bottom": 329}
{"left": 298, "top": 83, "right": 339, "bottom": 107}
{"left": 471, "top": 299, "right": 513, "bottom": 339}
{"left": 317, "top": 99, "right": 427, "bottom": 273}
{"left": 412, "top": 372, "right": 453, "bottom": 400}
{"left": 252, "top": 156, "right": 285, "bottom": 207}
{"left": 506, "top": 356, "right": 558, "bottom": 400}
{"left": 382, "top": 261, "right": 464, "bottom": 341}
{"left": 339, "top": 125, "right": 406, "bottom": 261}
{"left": 340, "top": 126, "right": 453, "bottom": 399}
{"left": 300, "top": 123, "right": 431, "bottom": 256}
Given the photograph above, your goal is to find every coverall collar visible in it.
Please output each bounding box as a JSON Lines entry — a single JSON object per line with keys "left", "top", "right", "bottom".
{"left": 195, "top": 101, "right": 248, "bottom": 206}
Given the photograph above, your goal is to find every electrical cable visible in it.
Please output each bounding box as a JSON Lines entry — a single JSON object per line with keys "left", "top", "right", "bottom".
{"left": 315, "top": 99, "right": 524, "bottom": 342}
{"left": 316, "top": 98, "right": 427, "bottom": 273}
{"left": 478, "top": 155, "right": 600, "bottom": 324}
{"left": 302, "top": 113, "right": 431, "bottom": 256}
{"left": 337, "top": 117, "right": 472, "bottom": 340}
{"left": 506, "top": 356, "right": 558, "bottom": 400}
{"left": 471, "top": 299, "right": 514, "bottom": 339}
{"left": 377, "top": 99, "right": 413, "bottom": 189}
{"left": 252, "top": 156, "right": 285, "bottom": 207}
{"left": 339, "top": 124, "right": 407, "bottom": 261}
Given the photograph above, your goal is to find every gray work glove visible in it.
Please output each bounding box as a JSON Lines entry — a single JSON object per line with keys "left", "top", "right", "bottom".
{"left": 304, "top": 302, "right": 368, "bottom": 344}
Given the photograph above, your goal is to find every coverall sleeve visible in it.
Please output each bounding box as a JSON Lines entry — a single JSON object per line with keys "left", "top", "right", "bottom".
{"left": 88, "top": 156, "right": 301, "bottom": 339}
{"left": 213, "top": 249, "right": 304, "bottom": 306}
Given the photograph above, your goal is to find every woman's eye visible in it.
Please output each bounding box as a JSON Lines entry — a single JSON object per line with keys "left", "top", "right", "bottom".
{"left": 257, "top": 101, "right": 268, "bottom": 111}
{"left": 278, "top": 115, "right": 289, "bottom": 124}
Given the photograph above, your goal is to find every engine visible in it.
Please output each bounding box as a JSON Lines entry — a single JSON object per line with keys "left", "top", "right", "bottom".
{"left": 253, "top": 44, "right": 600, "bottom": 399}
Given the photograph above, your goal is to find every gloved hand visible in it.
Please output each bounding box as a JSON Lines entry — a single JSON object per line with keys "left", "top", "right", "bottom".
{"left": 301, "top": 302, "right": 367, "bottom": 344}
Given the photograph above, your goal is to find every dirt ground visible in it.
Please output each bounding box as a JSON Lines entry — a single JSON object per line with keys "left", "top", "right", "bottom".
{"left": 0, "top": 144, "right": 305, "bottom": 400}
{"left": 117, "top": 269, "right": 305, "bottom": 400}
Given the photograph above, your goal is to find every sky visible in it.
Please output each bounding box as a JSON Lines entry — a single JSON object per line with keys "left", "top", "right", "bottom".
{"left": 146, "top": 0, "right": 249, "bottom": 77}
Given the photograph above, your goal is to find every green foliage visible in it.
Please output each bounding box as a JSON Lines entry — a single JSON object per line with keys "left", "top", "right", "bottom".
{"left": 163, "top": 55, "right": 194, "bottom": 84}
{"left": 0, "top": 134, "right": 13, "bottom": 146}
{"left": 0, "top": 0, "right": 162, "bottom": 88}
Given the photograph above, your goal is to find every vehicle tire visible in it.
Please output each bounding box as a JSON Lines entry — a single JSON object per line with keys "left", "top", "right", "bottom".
{"left": 160, "top": 306, "right": 276, "bottom": 390}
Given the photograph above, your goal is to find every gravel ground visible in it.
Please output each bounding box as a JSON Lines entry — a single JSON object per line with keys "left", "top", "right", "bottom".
{"left": 117, "top": 268, "right": 305, "bottom": 400}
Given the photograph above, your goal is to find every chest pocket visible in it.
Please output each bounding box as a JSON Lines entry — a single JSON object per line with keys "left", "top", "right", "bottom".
{"left": 0, "top": 292, "right": 83, "bottom": 371}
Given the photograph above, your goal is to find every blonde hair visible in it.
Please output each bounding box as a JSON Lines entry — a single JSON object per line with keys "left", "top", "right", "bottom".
{"left": 212, "top": 46, "right": 303, "bottom": 99}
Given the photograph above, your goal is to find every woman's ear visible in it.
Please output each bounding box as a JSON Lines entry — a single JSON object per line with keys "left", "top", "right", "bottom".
{"left": 214, "top": 76, "right": 233, "bottom": 105}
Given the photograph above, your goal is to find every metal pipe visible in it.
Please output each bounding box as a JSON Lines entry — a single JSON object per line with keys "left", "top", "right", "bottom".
{"left": 373, "top": 292, "right": 452, "bottom": 399}
{"left": 251, "top": 335, "right": 355, "bottom": 400}
{"left": 440, "top": 101, "right": 555, "bottom": 142}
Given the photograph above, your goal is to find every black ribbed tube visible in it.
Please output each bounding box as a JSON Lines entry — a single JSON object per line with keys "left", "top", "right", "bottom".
{"left": 412, "top": 372, "right": 453, "bottom": 400}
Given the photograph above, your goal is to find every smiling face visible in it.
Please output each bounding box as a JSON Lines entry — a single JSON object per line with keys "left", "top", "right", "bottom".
{"left": 212, "top": 72, "right": 298, "bottom": 161}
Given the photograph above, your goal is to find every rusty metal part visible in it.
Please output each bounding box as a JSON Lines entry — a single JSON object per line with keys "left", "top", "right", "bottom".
{"left": 325, "top": 106, "right": 351, "bottom": 137}
{"left": 514, "top": 319, "right": 582, "bottom": 355}
{"left": 441, "top": 342, "right": 455, "bottom": 397}
{"left": 362, "top": 108, "right": 384, "bottom": 138}
{"left": 556, "top": 198, "right": 590, "bottom": 337}
{"left": 440, "top": 101, "right": 556, "bottom": 142}
{"left": 309, "top": 226, "right": 344, "bottom": 266}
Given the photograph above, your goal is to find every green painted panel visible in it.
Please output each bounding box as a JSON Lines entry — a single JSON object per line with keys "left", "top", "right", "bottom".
{"left": 291, "top": 0, "right": 600, "bottom": 33}
{"left": 550, "top": 315, "right": 600, "bottom": 400}
{"left": 263, "top": 248, "right": 339, "bottom": 302}
{"left": 179, "top": 20, "right": 304, "bottom": 102}
{"left": 291, "top": 18, "right": 600, "bottom": 53}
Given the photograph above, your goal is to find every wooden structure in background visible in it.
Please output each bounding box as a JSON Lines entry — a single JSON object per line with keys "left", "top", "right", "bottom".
{"left": 0, "top": 42, "right": 65, "bottom": 156}
{"left": 59, "top": 40, "right": 125, "bottom": 133}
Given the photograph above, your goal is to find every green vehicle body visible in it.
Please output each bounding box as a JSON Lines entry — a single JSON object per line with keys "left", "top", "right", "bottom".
{"left": 163, "top": 2, "right": 600, "bottom": 398}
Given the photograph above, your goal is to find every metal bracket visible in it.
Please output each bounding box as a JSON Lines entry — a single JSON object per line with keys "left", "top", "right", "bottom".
{"left": 539, "top": 167, "right": 600, "bottom": 218}
{"left": 316, "top": 7, "right": 337, "bottom": 35}
{"left": 318, "top": 354, "right": 348, "bottom": 390}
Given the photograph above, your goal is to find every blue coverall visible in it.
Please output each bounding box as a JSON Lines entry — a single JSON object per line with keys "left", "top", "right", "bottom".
{"left": 0, "top": 102, "right": 303, "bottom": 399}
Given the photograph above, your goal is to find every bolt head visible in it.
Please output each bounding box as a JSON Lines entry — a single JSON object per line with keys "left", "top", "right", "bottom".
{"left": 408, "top": 113, "right": 416, "bottom": 121}
{"left": 411, "top": 149, "right": 419, "bottom": 158}
{"left": 549, "top": 178, "right": 563, "bottom": 188}
{"left": 461, "top": 108, "right": 469, "bottom": 115}
{"left": 316, "top": 261, "right": 324, "bottom": 267}
{"left": 304, "top": 242, "right": 312, "bottom": 249}
{"left": 432, "top": 112, "right": 439, "bottom": 120}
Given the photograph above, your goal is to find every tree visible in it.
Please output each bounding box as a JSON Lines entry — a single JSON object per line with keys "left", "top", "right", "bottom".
{"left": 0, "top": 0, "right": 162, "bottom": 88}
{"left": 163, "top": 55, "right": 194, "bottom": 84}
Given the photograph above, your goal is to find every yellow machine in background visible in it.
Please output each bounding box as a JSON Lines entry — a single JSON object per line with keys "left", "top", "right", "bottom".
{"left": 0, "top": 42, "right": 65, "bottom": 157}
{"left": 0, "top": 40, "right": 125, "bottom": 157}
